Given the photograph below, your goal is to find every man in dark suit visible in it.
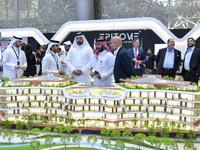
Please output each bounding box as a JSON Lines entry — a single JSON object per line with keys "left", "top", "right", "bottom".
{"left": 156, "top": 38, "right": 181, "bottom": 78}
{"left": 110, "top": 36, "right": 136, "bottom": 83}
{"left": 181, "top": 37, "right": 200, "bottom": 84}
{"left": 128, "top": 39, "right": 146, "bottom": 77}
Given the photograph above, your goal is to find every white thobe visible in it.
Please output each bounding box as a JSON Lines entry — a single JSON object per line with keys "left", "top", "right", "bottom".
{"left": 60, "top": 51, "right": 70, "bottom": 76}
{"left": 42, "top": 51, "right": 61, "bottom": 74}
{"left": 93, "top": 50, "right": 115, "bottom": 87}
{"left": 2, "top": 47, "right": 27, "bottom": 80}
{"left": 66, "top": 45, "right": 93, "bottom": 85}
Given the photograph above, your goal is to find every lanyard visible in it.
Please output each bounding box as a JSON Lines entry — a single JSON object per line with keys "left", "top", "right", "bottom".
{"left": 50, "top": 51, "right": 59, "bottom": 70}
{"left": 12, "top": 46, "right": 20, "bottom": 65}
{"left": 12, "top": 46, "right": 20, "bottom": 60}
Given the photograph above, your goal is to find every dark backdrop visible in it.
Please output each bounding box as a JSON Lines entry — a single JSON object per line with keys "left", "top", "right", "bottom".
{"left": 28, "top": 29, "right": 200, "bottom": 55}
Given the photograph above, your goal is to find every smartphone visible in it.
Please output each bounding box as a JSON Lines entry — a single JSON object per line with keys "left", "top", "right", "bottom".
{"left": 94, "top": 71, "right": 99, "bottom": 76}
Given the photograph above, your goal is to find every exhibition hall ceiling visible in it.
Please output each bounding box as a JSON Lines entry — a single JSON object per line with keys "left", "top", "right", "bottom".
{"left": 0, "top": 0, "right": 199, "bottom": 33}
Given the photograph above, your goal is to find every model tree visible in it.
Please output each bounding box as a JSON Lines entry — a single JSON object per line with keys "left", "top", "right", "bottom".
{"left": 22, "top": 115, "right": 28, "bottom": 122}
{"left": 133, "top": 133, "right": 146, "bottom": 149}
{"left": 100, "top": 129, "right": 110, "bottom": 136}
{"left": 45, "top": 136, "right": 55, "bottom": 150}
{"left": 28, "top": 115, "right": 34, "bottom": 122}
{"left": 187, "top": 130, "right": 196, "bottom": 139}
{"left": 161, "top": 138, "right": 178, "bottom": 150}
{"left": 60, "top": 135, "right": 70, "bottom": 148}
{"left": 4, "top": 119, "right": 12, "bottom": 130}
{"left": 0, "top": 123, "right": 3, "bottom": 129}
{"left": 175, "top": 129, "right": 184, "bottom": 141}
{"left": 87, "top": 135, "right": 97, "bottom": 148}
{"left": 182, "top": 124, "right": 186, "bottom": 130}
{"left": 53, "top": 126, "right": 64, "bottom": 135}
{"left": 163, "top": 122, "right": 168, "bottom": 128}
{"left": 72, "top": 134, "right": 82, "bottom": 147}
{"left": 184, "top": 141, "right": 197, "bottom": 150}
{"left": 16, "top": 121, "right": 24, "bottom": 131}
{"left": 146, "top": 136, "right": 161, "bottom": 150}
{"left": 70, "top": 118, "right": 75, "bottom": 125}
{"left": 122, "top": 131, "right": 133, "bottom": 142}
{"left": 110, "top": 130, "right": 121, "bottom": 139}
{"left": 149, "top": 127, "right": 156, "bottom": 136}
{"left": 31, "top": 128, "right": 41, "bottom": 138}
{"left": 30, "top": 140, "right": 40, "bottom": 150}
{"left": 50, "top": 114, "right": 56, "bottom": 123}
{"left": 64, "top": 126, "right": 74, "bottom": 135}
{"left": 115, "top": 140, "right": 125, "bottom": 150}
{"left": 170, "top": 121, "right": 176, "bottom": 129}
{"left": 160, "top": 128, "right": 169, "bottom": 138}
{"left": 15, "top": 116, "right": 19, "bottom": 122}
{"left": 95, "top": 118, "right": 101, "bottom": 126}
{"left": 40, "top": 115, "right": 45, "bottom": 122}
{"left": 131, "top": 119, "right": 138, "bottom": 126}
{"left": 155, "top": 118, "right": 161, "bottom": 128}
{"left": 26, "top": 121, "right": 34, "bottom": 131}
{"left": 3, "top": 131, "right": 14, "bottom": 143}
{"left": 65, "top": 118, "right": 70, "bottom": 125}
{"left": 101, "top": 137, "right": 111, "bottom": 150}
{"left": 85, "top": 118, "right": 91, "bottom": 126}
{"left": 77, "top": 119, "right": 83, "bottom": 125}
{"left": 177, "top": 124, "right": 181, "bottom": 129}
{"left": 31, "top": 113, "right": 37, "bottom": 121}
{"left": 42, "top": 127, "right": 52, "bottom": 135}
{"left": 151, "top": 120, "right": 156, "bottom": 128}
{"left": 59, "top": 116, "right": 64, "bottom": 122}
{"left": 17, "top": 131, "right": 29, "bottom": 143}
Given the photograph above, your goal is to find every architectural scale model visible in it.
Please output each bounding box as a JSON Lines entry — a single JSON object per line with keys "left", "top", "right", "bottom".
{"left": 0, "top": 74, "right": 200, "bottom": 131}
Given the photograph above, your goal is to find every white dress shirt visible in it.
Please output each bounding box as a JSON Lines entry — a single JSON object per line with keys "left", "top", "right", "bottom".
{"left": 93, "top": 50, "right": 115, "bottom": 86}
{"left": 2, "top": 46, "right": 27, "bottom": 80}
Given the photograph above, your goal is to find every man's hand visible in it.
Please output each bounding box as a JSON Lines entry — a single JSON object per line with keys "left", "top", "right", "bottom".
{"left": 138, "top": 60, "right": 142, "bottom": 64}
{"left": 73, "top": 69, "right": 82, "bottom": 76}
{"left": 90, "top": 72, "right": 94, "bottom": 77}
{"left": 58, "top": 51, "right": 63, "bottom": 56}
{"left": 96, "top": 73, "right": 101, "bottom": 79}
{"left": 20, "top": 66, "right": 26, "bottom": 70}
{"left": 15, "top": 65, "right": 21, "bottom": 69}
{"left": 37, "top": 58, "right": 41, "bottom": 62}
{"left": 61, "top": 61, "right": 65, "bottom": 64}
{"left": 133, "top": 58, "right": 137, "bottom": 62}
{"left": 58, "top": 70, "right": 65, "bottom": 75}
{"left": 154, "top": 66, "right": 157, "bottom": 70}
{"left": 143, "top": 64, "right": 146, "bottom": 68}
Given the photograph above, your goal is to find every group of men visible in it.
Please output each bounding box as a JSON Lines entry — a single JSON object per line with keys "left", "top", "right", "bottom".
{"left": 2, "top": 34, "right": 200, "bottom": 86}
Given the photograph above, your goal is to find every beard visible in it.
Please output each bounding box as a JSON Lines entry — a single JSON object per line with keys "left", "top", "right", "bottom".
{"left": 188, "top": 43, "right": 194, "bottom": 48}
{"left": 97, "top": 46, "right": 104, "bottom": 52}
{"left": 77, "top": 41, "right": 83, "bottom": 45}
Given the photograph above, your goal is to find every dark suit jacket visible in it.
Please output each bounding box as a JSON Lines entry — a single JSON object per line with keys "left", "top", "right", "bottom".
{"left": 181, "top": 47, "right": 200, "bottom": 76}
{"left": 127, "top": 48, "right": 146, "bottom": 74}
{"left": 114, "top": 47, "right": 136, "bottom": 83}
{"left": 156, "top": 48, "right": 181, "bottom": 78}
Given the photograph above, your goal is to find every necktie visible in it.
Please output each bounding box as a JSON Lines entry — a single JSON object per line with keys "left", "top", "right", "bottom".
{"left": 135, "top": 49, "right": 138, "bottom": 69}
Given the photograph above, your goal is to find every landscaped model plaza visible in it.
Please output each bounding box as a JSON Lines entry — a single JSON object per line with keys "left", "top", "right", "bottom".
{"left": 0, "top": 74, "right": 199, "bottom": 150}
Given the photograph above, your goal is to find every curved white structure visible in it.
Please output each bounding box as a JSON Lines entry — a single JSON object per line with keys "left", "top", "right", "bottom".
{"left": 0, "top": 28, "right": 49, "bottom": 45}
{"left": 1, "top": 17, "right": 200, "bottom": 57}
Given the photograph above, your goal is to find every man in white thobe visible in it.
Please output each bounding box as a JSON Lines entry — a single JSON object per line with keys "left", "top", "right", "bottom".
{"left": 91, "top": 38, "right": 115, "bottom": 86}
{"left": 42, "top": 40, "right": 65, "bottom": 75}
{"left": 60, "top": 41, "right": 71, "bottom": 76}
{"left": 66, "top": 33, "right": 93, "bottom": 85}
{"left": 2, "top": 36, "right": 27, "bottom": 80}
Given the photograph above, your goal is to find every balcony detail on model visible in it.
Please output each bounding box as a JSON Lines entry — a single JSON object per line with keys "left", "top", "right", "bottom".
{"left": 0, "top": 74, "right": 200, "bottom": 131}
